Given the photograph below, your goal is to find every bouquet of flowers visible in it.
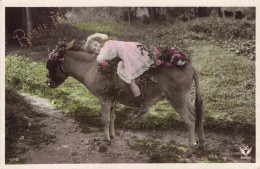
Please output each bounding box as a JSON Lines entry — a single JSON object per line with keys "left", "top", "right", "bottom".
{"left": 149, "top": 46, "right": 190, "bottom": 68}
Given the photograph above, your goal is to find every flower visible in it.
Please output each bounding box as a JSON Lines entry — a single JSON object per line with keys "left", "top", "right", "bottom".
{"left": 176, "top": 46, "right": 181, "bottom": 50}
{"left": 177, "top": 60, "right": 185, "bottom": 66}
{"left": 180, "top": 51, "right": 188, "bottom": 60}
{"left": 155, "top": 59, "right": 164, "bottom": 66}
{"left": 101, "top": 61, "right": 109, "bottom": 68}
{"left": 49, "top": 52, "right": 56, "bottom": 60}
{"left": 175, "top": 54, "right": 181, "bottom": 58}
{"left": 58, "top": 58, "right": 63, "bottom": 62}
{"left": 151, "top": 46, "right": 161, "bottom": 58}
{"left": 149, "top": 45, "right": 188, "bottom": 67}
{"left": 149, "top": 76, "right": 158, "bottom": 83}
{"left": 135, "top": 76, "right": 142, "bottom": 84}
{"left": 165, "top": 48, "right": 175, "bottom": 58}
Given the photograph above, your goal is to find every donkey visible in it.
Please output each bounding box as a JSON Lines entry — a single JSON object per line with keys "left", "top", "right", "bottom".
{"left": 46, "top": 40, "right": 205, "bottom": 155}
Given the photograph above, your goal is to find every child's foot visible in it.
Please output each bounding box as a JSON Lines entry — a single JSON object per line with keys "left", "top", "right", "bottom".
{"left": 131, "top": 106, "right": 148, "bottom": 120}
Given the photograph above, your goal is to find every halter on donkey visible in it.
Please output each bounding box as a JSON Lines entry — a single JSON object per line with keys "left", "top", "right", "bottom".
{"left": 46, "top": 40, "right": 75, "bottom": 88}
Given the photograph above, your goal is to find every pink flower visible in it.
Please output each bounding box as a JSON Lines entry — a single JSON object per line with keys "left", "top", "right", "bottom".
{"left": 49, "top": 52, "right": 56, "bottom": 60}
{"left": 151, "top": 46, "right": 161, "bottom": 58}
{"left": 155, "top": 59, "right": 164, "bottom": 66}
{"left": 135, "top": 76, "right": 142, "bottom": 84}
{"left": 58, "top": 58, "right": 63, "bottom": 62}
{"left": 165, "top": 48, "right": 175, "bottom": 58}
{"left": 101, "top": 61, "right": 109, "bottom": 68}
{"left": 180, "top": 51, "right": 188, "bottom": 60}
{"left": 175, "top": 54, "right": 181, "bottom": 58}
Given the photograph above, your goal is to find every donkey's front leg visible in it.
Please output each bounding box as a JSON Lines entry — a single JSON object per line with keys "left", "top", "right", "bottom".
{"left": 99, "top": 98, "right": 112, "bottom": 143}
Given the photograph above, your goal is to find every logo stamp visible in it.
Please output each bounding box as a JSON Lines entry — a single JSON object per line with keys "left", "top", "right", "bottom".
{"left": 240, "top": 145, "right": 252, "bottom": 160}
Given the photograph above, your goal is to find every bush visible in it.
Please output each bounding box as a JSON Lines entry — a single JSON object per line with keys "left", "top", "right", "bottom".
{"left": 189, "top": 17, "right": 255, "bottom": 40}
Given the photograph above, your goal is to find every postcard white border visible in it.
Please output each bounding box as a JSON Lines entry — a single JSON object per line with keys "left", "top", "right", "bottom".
{"left": 0, "top": 0, "right": 259, "bottom": 169}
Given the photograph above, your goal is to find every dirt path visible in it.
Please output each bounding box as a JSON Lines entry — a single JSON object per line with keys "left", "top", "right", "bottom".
{"left": 13, "top": 93, "right": 254, "bottom": 164}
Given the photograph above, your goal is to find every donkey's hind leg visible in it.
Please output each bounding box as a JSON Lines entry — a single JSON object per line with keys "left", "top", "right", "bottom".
{"left": 165, "top": 93, "right": 196, "bottom": 149}
{"left": 175, "top": 106, "right": 196, "bottom": 149}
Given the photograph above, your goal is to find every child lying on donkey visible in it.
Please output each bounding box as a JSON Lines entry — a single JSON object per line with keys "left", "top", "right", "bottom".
{"left": 84, "top": 33, "right": 154, "bottom": 120}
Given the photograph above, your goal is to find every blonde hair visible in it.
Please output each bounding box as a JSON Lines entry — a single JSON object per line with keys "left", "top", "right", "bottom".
{"left": 83, "top": 34, "right": 116, "bottom": 53}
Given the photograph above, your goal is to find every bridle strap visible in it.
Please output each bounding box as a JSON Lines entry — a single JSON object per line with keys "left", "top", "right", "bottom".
{"left": 60, "top": 59, "right": 69, "bottom": 76}
{"left": 56, "top": 44, "right": 69, "bottom": 76}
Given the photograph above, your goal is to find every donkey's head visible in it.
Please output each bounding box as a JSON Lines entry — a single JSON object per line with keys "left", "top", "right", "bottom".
{"left": 46, "top": 40, "right": 75, "bottom": 88}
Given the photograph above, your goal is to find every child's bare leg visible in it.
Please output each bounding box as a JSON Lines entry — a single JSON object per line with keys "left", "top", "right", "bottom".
{"left": 129, "top": 79, "right": 148, "bottom": 120}
{"left": 130, "top": 79, "right": 141, "bottom": 97}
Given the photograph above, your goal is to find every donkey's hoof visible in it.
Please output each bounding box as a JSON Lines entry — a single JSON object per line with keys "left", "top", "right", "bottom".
{"left": 103, "top": 137, "right": 111, "bottom": 144}
{"left": 98, "top": 144, "right": 108, "bottom": 153}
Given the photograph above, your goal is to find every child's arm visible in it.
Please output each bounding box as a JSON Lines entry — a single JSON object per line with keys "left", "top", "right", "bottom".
{"left": 97, "top": 45, "right": 117, "bottom": 63}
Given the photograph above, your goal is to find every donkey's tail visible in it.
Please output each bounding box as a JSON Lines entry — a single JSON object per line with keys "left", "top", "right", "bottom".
{"left": 193, "top": 66, "right": 204, "bottom": 132}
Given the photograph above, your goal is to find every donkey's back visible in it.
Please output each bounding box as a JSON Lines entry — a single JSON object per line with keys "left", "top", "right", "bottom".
{"left": 113, "top": 63, "right": 194, "bottom": 107}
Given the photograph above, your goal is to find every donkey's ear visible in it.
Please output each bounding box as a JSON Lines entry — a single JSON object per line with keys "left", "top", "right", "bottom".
{"left": 67, "top": 39, "right": 75, "bottom": 50}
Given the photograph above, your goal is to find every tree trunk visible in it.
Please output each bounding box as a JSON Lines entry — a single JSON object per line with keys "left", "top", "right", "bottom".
{"left": 25, "top": 7, "right": 32, "bottom": 32}
{"left": 128, "top": 8, "right": 132, "bottom": 25}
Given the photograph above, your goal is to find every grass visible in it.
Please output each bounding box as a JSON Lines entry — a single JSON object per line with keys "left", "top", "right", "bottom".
{"left": 189, "top": 43, "right": 255, "bottom": 134}
{"left": 130, "top": 137, "right": 227, "bottom": 163}
{"left": 75, "top": 21, "right": 124, "bottom": 36}
{"left": 129, "top": 137, "right": 187, "bottom": 163}
{"left": 5, "top": 17, "right": 255, "bottom": 135}
{"left": 5, "top": 56, "right": 101, "bottom": 128}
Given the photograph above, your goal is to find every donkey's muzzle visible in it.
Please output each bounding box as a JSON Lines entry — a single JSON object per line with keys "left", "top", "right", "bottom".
{"left": 46, "top": 77, "right": 58, "bottom": 88}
